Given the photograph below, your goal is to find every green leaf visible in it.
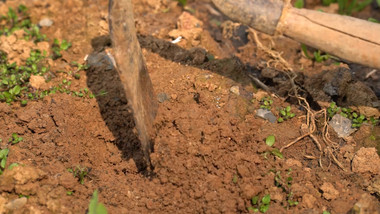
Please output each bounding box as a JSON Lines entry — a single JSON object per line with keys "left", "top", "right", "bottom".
{"left": 251, "top": 196, "right": 259, "bottom": 205}
{"left": 265, "top": 135, "right": 275, "bottom": 147}
{"left": 13, "top": 85, "right": 21, "bottom": 95}
{"left": 8, "top": 163, "right": 19, "bottom": 170}
{"left": 271, "top": 149, "right": 283, "bottom": 159}
{"left": 259, "top": 204, "right": 269, "bottom": 213}
{"left": 0, "top": 149, "right": 9, "bottom": 159}
{"left": 294, "top": 0, "right": 304, "bottom": 8}
{"left": 262, "top": 194, "right": 271, "bottom": 205}
{"left": 88, "top": 190, "right": 108, "bottom": 214}
{"left": 1, "top": 158, "right": 6, "bottom": 168}
{"left": 323, "top": 211, "right": 331, "bottom": 214}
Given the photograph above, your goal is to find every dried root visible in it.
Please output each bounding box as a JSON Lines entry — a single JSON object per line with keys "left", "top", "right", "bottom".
{"left": 249, "top": 28, "right": 346, "bottom": 171}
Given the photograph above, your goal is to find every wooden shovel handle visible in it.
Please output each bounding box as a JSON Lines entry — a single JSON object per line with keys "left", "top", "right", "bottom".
{"left": 279, "top": 6, "right": 380, "bottom": 69}
{"left": 212, "top": 0, "right": 380, "bottom": 69}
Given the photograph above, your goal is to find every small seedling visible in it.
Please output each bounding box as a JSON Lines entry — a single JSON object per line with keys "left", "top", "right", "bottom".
{"left": 260, "top": 97, "right": 273, "bottom": 110}
{"left": 278, "top": 106, "right": 295, "bottom": 123}
{"left": 8, "top": 163, "right": 19, "bottom": 170}
{"left": 248, "top": 194, "right": 271, "bottom": 213}
{"left": 175, "top": 0, "right": 187, "bottom": 6}
{"left": 294, "top": 0, "right": 304, "bottom": 8}
{"left": 9, "top": 133, "right": 23, "bottom": 144}
{"left": 68, "top": 166, "right": 90, "bottom": 184}
{"left": 66, "top": 191, "right": 74, "bottom": 196}
{"left": 0, "top": 148, "right": 9, "bottom": 175}
{"left": 265, "top": 135, "right": 275, "bottom": 147}
{"left": 368, "top": 18, "right": 379, "bottom": 23}
{"left": 88, "top": 190, "right": 108, "bottom": 214}
{"left": 327, "top": 102, "right": 340, "bottom": 118}
{"left": 232, "top": 174, "right": 238, "bottom": 184}
{"left": 52, "top": 39, "right": 72, "bottom": 59}
{"left": 323, "top": 211, "right": 331, "bottom": 214}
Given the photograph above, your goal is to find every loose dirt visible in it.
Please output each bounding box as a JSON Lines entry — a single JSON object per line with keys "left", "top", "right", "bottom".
{"left": 0, "top": 0, "right": 379, "bottom": 213}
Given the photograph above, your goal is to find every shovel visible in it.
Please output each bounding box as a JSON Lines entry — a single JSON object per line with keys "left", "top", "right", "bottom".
{"left": 212, "top": 0, "right": 380, "bottom": 69}
{"left": 109, "top": 0, "right": 157, "bottom": 169}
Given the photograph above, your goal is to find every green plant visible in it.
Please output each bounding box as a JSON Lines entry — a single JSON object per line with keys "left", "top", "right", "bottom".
{"left": 0, "top": 148, "right": 9, "bottom": 175}
{"left": 175, "top": 0, "right": 187, "bottom": 6}
{"left": 322, "top": 0, "right": 374, "bottom": 15}
{"left": 278, "top": 106, "right": 295, "bottom": 123}
{"left": 88, "top": 190, "right": 108, "bottom": 214}
{"left": 294, "top": 0, "right": 304, "bottom": 8}
{"left": 323, "top": 211, "right": 331, "bottom": 214}
{"left": 66, "top": 191, "right": 74, "bottom": 196}
{"left": 263, "top": 135, "right": 284, "bottom": 159}
{"left": 301, "top": 44, "right": 334, "bottom": 63}
{"left": 67, "top": 166, "right": 90, "bottom": 184}
{"left": 232, "top": 174, "right": 238, "bottom": 184}
{"left": 248, "top": 194, "right": 271, "bottom": 213}
{"left": 52, "top": 39, "right": 72, "bottom": 59}
{"left": 265, "top": 135, "right": 275, "bottom": 147}
{"left": 327, "top": 102, "right": 340, "bottom": 118}
{"left": 8, "top": 163, "right": 19, "bottom": 170}
{"left": 9, "top": 133, "right": 23, "bottom": 144}
{"left": 272, "top": 169, "right": 299, "bottom": 208}
{"left": 368, "top": 17, "right": 379, "bottom": 23}
{"left": 260, "top": 97, "right": 273, "bottom": 110}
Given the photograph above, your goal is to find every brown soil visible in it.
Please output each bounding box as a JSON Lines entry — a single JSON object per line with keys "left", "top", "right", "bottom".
{"left": 0, "top": 0, "right": 379, "bottom": 213}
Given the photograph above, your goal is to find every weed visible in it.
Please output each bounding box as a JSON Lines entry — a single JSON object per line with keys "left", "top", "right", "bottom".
{"left": 248, "top": 194, "right": 271, "bottom": 213}
{"left": 67, "top": 166, "right": 90, "bottom": 184}
{"left": 52, "top": 39, "right": 72, "bottom": 59}
{"left": 278, "top": 106, "right": 295, "bottom": 123}
{"left": 327, "top": 102, "right": 370, "bottom": 128}
{"left": 232, "top": 174, "right": 238, "bottom": 184}
{"left": 174, "top": 0, "right": 187, "bottom": 6}
{"left": 9, "top": 133, "right": 23, "bottom": 144}
{"left": 260, "top": 97, "right": 273, "bottom": 110}
{"left": 66, "top": 191, "right": 74, "bottom": 196}
{"left": 0, "top": 148, "right": 9, "bottom": 175}
{"left": 265, "top": 135, "right": 275, "bottom": 147}
{"left": 264, "top": 135, "right": 284, "bottom": 159}
{"left": 322, "top": 0, "right": 374, "bottom": 15}
{"left": 368, "top": 17, "right": 379, "bottom": 23}
{"left": 88, "top": 190, "right": 108, "bottom": 214}
{"left": 272, "top": 169, "right": 299, "bottom": 208}
{"left": 8, "top": 162, "right": 19, "bottom": 170}
{"left": 294, "top": 0, "right": 304, "bottom": 8}
{"left": 323, "top": 211, "right": 331, "bottom": 214}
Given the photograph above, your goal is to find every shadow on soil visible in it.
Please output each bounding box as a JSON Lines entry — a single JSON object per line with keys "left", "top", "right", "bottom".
{"left": 86, "top": 34, "right": 379, "bottom": 174}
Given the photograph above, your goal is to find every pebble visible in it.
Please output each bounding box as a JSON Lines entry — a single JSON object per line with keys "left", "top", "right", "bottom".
{"left": 5, "top": 197, "right": 27, "bottom": 211}
{"left": 229, "top": 86, "right": 240, "bottom": 96}
{"left": 328, "top": 114, "right": 355, "bottom": 138}
{"left": 157, "top": 93, "right": 170, "bottom": 103}
{"left": 38, "top": 18, "right": 53, "bottom": 27}
{"left": 256, "top": 109, "right": 277, "bottom": 123}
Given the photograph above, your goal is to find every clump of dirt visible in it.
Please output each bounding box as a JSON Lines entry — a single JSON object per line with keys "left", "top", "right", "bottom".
{"left": 0, "top": 0, "right": 379, "bottom": 213}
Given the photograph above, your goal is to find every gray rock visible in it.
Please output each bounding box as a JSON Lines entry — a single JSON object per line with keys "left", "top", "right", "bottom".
{"left": 5, "top": 197, "right": 27, "bottom": 210}
{"left": 38, "top": 18, "right": 53, "bottom": 27}
{"left": 329, "top": 114, "right": 355, "bottom": 138}
{"left": 157, "top": 93, "right": 169, "bottom": 103}
{"left": 256, "top": 109, "right": 277, "bottom": 123}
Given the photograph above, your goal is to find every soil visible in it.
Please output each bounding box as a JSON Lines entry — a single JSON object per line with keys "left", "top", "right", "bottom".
{"left": 0, "top": 0, "right": 379, "bottom": 213}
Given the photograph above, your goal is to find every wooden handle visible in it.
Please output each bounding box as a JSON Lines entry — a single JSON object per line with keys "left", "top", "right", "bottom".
{"left": 278, "top": 7, "right": 380, "bottom": 69}
{"left": 212, "top": 0, "right": 380, "bottom": 69}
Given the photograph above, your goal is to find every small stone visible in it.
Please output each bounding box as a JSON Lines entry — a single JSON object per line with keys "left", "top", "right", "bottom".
{"left": 236, "top": 165, "right": 250, "bottom": 178}
{"left": 29, "top": 75, "right": 46, "bottom": 90}
{"left": 350, "top": 193, "right": 380, "bottom": 214}
{"left": 320, "top": 182, "right": 339, "bottom": 200}
{"left": 256, "top": 109, "right": 277, "bottom": 123}
{"left": 38, "top": 18, "right": 53, "bottom": 27}
{"left": 5, "top": 197, "right": 27, "bottom": 210}
{"left": 230, "top": 86, "right": 240, "bottom": 96}
{"left": 352, "top": 147, "right": 380, "bottom": 175}
{"left": 367, "top": 176, "right": 380, "bottom": 196}
{"left": 285, "top": 158, "right": 302, "bottom": 168}
{"left": 302, "top": 194, "right": 317, "bottom": 208}
{"left": 329, "top": 114, "right": 355, "bottom": 138}
{"left": 157, "top": 93, "right": 170, "bottom": 103}
{"left": 170, "top": 94, "right": 178, "bottom": 100}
